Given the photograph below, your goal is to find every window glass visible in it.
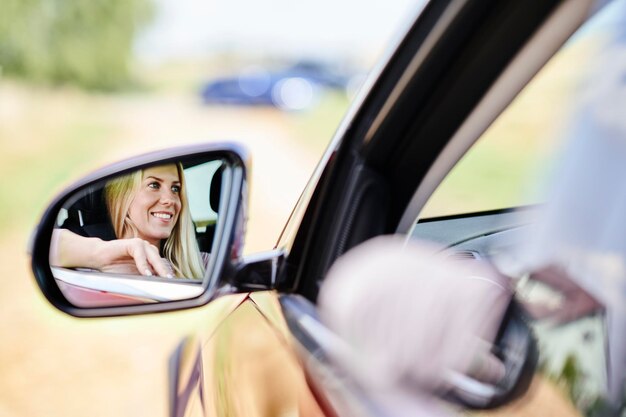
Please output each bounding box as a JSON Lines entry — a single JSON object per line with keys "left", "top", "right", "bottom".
{"left": 419, "top": 1, "right": 626, "bottom": 414}
{"left": 184, "top": 160, "right": 223, "bottom": 229}
{"left": 420, "top": 5, "right": 614, "bottom": 219}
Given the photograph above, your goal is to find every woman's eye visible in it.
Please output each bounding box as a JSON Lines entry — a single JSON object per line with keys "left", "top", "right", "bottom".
{"left": 171, "top": 185, "right": 181, "bottom": 194}
{"left": 148, "top": 182, "right": 160, "bottom": 190}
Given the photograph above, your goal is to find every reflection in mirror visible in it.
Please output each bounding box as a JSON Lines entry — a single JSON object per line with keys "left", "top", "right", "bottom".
{"left": 49, "top": 158, "right": 226, "bottom": 307}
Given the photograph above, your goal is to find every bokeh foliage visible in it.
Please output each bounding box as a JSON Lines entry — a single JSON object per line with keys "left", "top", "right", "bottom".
{"left": 0, "top": 0, "right": 153, "bottom": 90}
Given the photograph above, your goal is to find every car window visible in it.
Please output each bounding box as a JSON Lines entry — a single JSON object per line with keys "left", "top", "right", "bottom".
{"left": 184, "top": 160, "right": 222, "bottom": 231}
{"left": 417, "top": 2, "right": 626, "bottom": 414}
{"left": 419, "top": 5, "right": 614, "bottom": 219}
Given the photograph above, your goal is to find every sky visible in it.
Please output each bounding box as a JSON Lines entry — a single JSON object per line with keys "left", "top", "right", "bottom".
{"left": 136, "top": 0, "right": 425, "bottom": 64}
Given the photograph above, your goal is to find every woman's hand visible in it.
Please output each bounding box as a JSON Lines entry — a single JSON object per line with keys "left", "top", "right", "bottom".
{"left": 98, "top": 238, "right": 175, "bottom": 278}
{"left": 319, "top": 236, "right": 513, "bottom": 394}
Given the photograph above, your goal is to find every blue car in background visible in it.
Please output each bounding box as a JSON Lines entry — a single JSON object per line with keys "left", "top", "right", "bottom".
{"left": 200, "top": 61, "right": 361, "bottom": 111}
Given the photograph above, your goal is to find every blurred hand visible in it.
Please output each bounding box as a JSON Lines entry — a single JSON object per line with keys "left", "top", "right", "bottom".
{"left": 318, "top": 236, "right": 513, "bottom": 396}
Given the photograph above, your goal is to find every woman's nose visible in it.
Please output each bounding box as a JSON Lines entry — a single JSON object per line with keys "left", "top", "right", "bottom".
{"left": 159, "top": 189, "right": 177, "bottom": 204}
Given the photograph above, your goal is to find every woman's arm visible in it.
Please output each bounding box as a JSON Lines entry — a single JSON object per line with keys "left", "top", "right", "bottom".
{"left": 50, "top": 229, "right": 174, "bottom": 277}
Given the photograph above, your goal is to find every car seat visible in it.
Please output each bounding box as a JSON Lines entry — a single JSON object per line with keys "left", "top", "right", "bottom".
{"left": 196, "top": 164, "right": 224, "bottom": 252}
{"left": 60, "top": 186, "right": 116, "bottom": 241}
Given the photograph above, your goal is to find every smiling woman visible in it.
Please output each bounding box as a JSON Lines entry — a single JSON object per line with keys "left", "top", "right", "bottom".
{"left": 108, "top": 165, "right": 183, "bottom": 248}
{"left": 104, "top": 164, "right": 207, "bottom": 279}
{"left": 51, "top": 163, "right": 210, "bottom": 281}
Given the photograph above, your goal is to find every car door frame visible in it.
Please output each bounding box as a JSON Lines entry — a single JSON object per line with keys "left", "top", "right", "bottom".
{"left": 274, "top": 0, "right": 595, "bottom": 302}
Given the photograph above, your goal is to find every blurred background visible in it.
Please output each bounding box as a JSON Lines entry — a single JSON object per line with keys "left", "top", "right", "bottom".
{"left": 0, "top": 0, "right": 419, "bottom": 415}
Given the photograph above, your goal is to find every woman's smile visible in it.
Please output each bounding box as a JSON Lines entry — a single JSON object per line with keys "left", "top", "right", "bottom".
{"left": 127, "top": 165, "right": 182, "bottom": 246}
{"left": 151, "top": 211, "right": 174, "bottom": 220}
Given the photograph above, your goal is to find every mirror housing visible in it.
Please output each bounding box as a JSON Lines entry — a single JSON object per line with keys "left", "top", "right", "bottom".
{"left": 30, "top": 142, "right": 255, "bottom": 317}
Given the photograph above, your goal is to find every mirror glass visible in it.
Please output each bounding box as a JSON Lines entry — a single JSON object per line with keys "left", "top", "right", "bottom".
{"left": 49, "top": 157, "right": 228, "bottom": 307}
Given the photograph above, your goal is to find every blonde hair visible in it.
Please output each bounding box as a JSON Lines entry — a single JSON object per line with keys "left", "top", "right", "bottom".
{"left": 104, "top": 164, "right": 205, "bottom": 279}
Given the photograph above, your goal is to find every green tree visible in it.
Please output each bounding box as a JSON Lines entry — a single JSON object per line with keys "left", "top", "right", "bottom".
{"left": 0, "top": 0, "right": 153, "bottom": 90}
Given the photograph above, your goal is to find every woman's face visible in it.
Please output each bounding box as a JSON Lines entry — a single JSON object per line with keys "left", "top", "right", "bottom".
{"left": 127, "top": 165, "right": 182, "bottom": 246}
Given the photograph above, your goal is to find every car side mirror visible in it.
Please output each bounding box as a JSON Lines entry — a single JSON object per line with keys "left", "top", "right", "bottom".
{"left": 30, "top": 142, "right": 252, "bottom": 317}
